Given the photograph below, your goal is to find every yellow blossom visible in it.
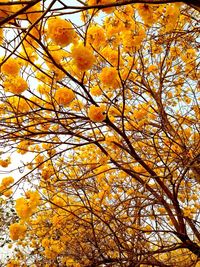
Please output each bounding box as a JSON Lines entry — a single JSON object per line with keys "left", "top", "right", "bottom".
{"left": 3, "top": 76, "right": 28, "bottom": 94}
{"left": 3, "top": 189, "right": 13, "bottom": 197}
{"left": 0, "top": 157, "right": 11, "bottom": 168}
{"left": 6, "top": 259, "right": 20, "bottom": 267}
{"left": 15, "top": 191, "right": 40, "bottom": 220}
{"left": 88, "top": 105, "right": 106, "bottom": 122}
{"left": 90, "top": 86, "right": 102, "bottom": 96}
{"left": 15, "top": 198, "right": 33, "bottom": 219}
{"left": 47, "top": 17, "right": 75, "bottom": 47}
{"left": 1, "top": 176, "right": 14, "bottom": 187}
{"left": 1, "top": 58, "right": 20, "bottom": 76}
{"left": 71, "top": 44, "right": 95, "bottom": 71}
{"left": 7, "top": 96, "right": 30, "bottom": 113}
{"left": 0, "top": 0, "right": 12, "bottom": 19}
{"left": 55, "top": 87, "right": 75, "bottom": 106}
{"left": 87, "top": 25, "right": 106, "bottom": 48}
{"left": 25, "top": 190, "right": 41, "bottom": 208}
{"left": 9, "top": 223, "right": 27, "bottom": 240}
{"left": 99, "top": 67, "right": 119, "bottom": 89}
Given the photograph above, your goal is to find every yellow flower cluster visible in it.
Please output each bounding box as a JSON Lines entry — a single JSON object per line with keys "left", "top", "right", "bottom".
{"left": 102, "top": 47, "right": 119, "bottom": 67}
{"left": 55, "top": 87, "right": 75, "bottom": 106}
{"left": 136, "top": 4, "right": 155, "bottom": 26}
{"left": 0, "top": 176, "right": 14, "bottom": 197}
{"left": 47, "top": 17, "right": 75, "bottom": 47}
{"left": 71, "top": 44, "right": 95, "bottom": 71}
{"left": 7, "top": 96, "right": 30, "bottom": 113}
{"left": 0, "top": 0, "right": 12, "bottom": 19}
{"left": 11, "top": 2, "right": 41, "bottom": 23}
{"left": 3, "top": 76, "right": 28, "bottom": 94}
{"left": 88, "top": 105, "right": 106, "bottom": 122}
{"left": 15, "top": 191, "right": 40, "bottom": 220}
{"left": 42, "top": 238, "right": 65, "bottom": 259}
{"left": 6, "top": 259, "right": 20, "bottom": 267}
{"left": 1, "top": 176, "right": 14, "bottom": 187}
{"left": 26, "top": 190, "right": 41, "bottom": 205}
{"left": 0, "top": 157, "right": 11, "bottom": 168}
{"left": 99, "top": 67, "right": 119, "bottom": 89}
{"left": 1, "top": 58, "right": 21, "bottom": 76}
{"left": 15, "top": 198, "right": 34, "bottom": 219}
{"left": 87, "top": 25, "right": 106, "bottom": 48}
{"left": 90, "top": 85, "right": 102, "bottom": 96}
{"left": 9, "top": 223, "right": 27, "bottom": 240}
{"left": 17, "top": 140, "right": 32, "bottom": 154}
{"left": 26, "top": 2, "right": 42, "bottom": 23}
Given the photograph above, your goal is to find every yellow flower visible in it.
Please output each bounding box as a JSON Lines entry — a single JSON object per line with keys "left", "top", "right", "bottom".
{"left": 15, "top": 191, "right": 40, "bottom": 219}
{"left": 88, "top": 105, "right": 106, "bottom": 122}
{"left": 26, "top": 2, "right": 42, "bottom": 23}
{"left": 17, "top": 140, "right": 32, "bottom": 154}
{"left": 25, "top": 190, "right": 41, "bottom": 208}
{"left": 108, "top": 106, "right": 121, "bottom": 117}
{"left": 47, "top": 17, "right": 75, "bottom": 47}
{"left": 1, "top": 176, "right": 14, "bottom": 187}
{"left": 9, "top": 223, "right": 27, "bottom": 240}
{"left": 3, "top": 189, "right": 13, "bottom": 197}
{"left": 102, "top": 47, "right": 119, "bottom": 67}
{"left": 19, "top": 47, "right": 38, "bottom": 63}
{"left": 3, "top": 76, "right": 28, "bottom": 94}
{"left": 99, "top": 67, "right": 119, "bottom": 89}
{"left": 6, "top": 259, "right": 20, "bottom": 267}
{"left": 70, "top": 99, "right": 84, "bottom": 111}
{"left": 90, "top": 86, "right": 102, "bottom": 96}
{"left": 0, "top": 0, "right": 12, "bottom": 19}
{"left": 15, "top": 198, "right": 33, "bottom": 219}
{"left": 87, "top": 25, "right": 106, "bottom": 48}
{"left": 55, "top": 87, "right": 75, "bottom": 106}
{"left": 147, "top": 65, "right": 157, "bottom": 72}
{"left": 136, "top": 4, "right": 155, "bottom": 26}
{"left": 71, "top": 44, "right": 95, "bottom": 71}
{"left": 1, "top": 58, "right": 20, "bottom": 76}
{"left": 7, "top": 96, "right": 30, "bottom": 113}
{"left": 0, "top": 157, "right": 11, "bottom": 168}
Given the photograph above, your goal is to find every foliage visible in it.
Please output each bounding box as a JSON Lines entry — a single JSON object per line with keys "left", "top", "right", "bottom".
{"left": 0, "top": 0, "right": 199, "bottom": 266}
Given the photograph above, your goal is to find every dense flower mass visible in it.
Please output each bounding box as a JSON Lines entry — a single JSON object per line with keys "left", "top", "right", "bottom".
{"left": 54, "top": 87, "right": 75, "bottom": 106}
{"left": 90, "top": 85, "right": 102, "bottom": 96}
{"left": 99, "top": 67, "right": 119, "bottom": 89}
{"left": 1, "top": 176, "right": 14, "bottom": 187}
{"left": 71, "top": 44, "right": 95, "bottom": 71}
{"left": 0, "top": 1, "right": 199, "bottom": 266}
{"left": 47, "top": 17, "right": 75, "bottom": 47}
{"left": 87, "top": 25, "right": 106, "bottom": 48}
{"left": 15, "top": 191, "right": 40, "bottom": 220}
{"left": 0, "top": 176, "right": 14, "bottom": 197}
{"left": 0, "top": 0, "right": 12, "bottom": 19}
{"left": 15, "top": 197, "right": 34, "bottom": 219}
{"left": 3, "top": 76, "right": 28, "bottom": 94}
{"left": 9, "top": 223, "right": 27, "bottom": 240}
{"left": 1, "top": 58, "right": 20, "bottom": 76}
{"left": 0, "top": 157, "right": 11, "bottom": 168}
{"left": 88, "top": 105, "right": 106, "bottom": 122}
{"left": 7, "top": 96, "right": 30, "bottom": 113}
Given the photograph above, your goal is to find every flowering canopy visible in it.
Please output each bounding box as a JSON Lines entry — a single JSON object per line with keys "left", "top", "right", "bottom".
{"left": 0, "top": 0, "right": 199, "bottom": 266}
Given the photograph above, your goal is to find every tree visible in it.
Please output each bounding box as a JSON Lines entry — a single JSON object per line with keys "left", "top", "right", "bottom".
{"left": 0, "top": 0, "right": 199, "bottom": 266}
